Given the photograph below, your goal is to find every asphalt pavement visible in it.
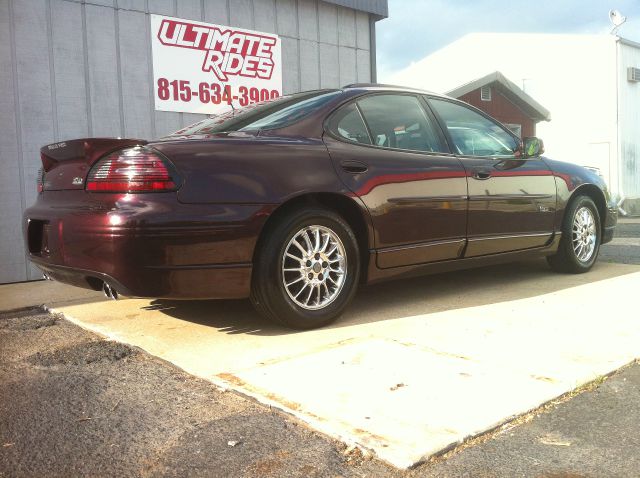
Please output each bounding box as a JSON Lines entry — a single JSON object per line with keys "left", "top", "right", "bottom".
{"left": 1, "top": 218, "right": 639, "bottom": 477}
{"left": 599, "top": 218, "right": 640, "bottom": 264}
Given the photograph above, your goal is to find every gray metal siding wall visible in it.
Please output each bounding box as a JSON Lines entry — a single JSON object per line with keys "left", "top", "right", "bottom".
{"left": 323, "top": 0, "right": 386, "bottom": 17}
{"left": 0, "top": 0, "right": 374, "bottom": 283}
{"left": 618, "top": 41, "right": 640, "bottom": 215}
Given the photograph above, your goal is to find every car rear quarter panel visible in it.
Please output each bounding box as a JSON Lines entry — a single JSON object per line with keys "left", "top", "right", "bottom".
{"left": 150, "top": 136, "right": 347, "bottom": 204}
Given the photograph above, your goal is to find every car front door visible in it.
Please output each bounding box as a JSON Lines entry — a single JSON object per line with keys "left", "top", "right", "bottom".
{"left": 323, "top": 93, "right": 468, "bottom": 269}
{"left": 427, "top": 97, "right": 557, "bottom": 257}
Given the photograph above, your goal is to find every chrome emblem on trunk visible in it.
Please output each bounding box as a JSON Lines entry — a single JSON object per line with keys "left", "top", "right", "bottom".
{"left": 72, "top": 177, "right": 84, "bottom": 185}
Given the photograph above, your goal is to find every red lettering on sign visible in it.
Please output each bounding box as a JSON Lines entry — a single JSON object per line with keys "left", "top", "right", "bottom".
{"left": 158, "top": 19, "right": 277, "bottom": 82}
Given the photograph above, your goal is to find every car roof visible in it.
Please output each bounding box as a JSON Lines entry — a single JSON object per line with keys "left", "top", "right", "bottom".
{"left": 341, "top": 83, "right": 448, "bottom": 98}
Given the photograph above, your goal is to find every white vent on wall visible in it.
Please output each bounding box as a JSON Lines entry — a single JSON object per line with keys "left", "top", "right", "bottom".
{"left": 480, "top": 85, "right": 492, "bottom": 101}
{"left": 628, "top": 67, "right": 640, "bottom": 82}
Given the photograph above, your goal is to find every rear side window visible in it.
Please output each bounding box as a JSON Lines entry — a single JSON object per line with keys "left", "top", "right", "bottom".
{"left": 356, "top": 94, "right": 447, "bottom": 153}
{"left": 239, "top": 91, "right": 342, "bottom": 131}
{"left": 428, "top": 98, "right": 519, "bottom": 157}
{"left": 169, "top": 90, "right": 341, "bottom": 136}
{"left": 327, "top": 103, "right": 372, "bottom": 145}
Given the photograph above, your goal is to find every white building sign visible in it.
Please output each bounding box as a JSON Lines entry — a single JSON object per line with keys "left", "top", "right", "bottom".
{"left": 150, "top": 14, "right": 283, "bottom": 114}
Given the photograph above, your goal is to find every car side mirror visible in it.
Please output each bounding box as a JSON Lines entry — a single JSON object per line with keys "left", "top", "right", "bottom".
{"left": 522, "top": 137, "right": 544, "bottom": 158}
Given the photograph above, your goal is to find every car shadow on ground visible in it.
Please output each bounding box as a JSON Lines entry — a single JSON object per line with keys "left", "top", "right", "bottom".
{"left": 141, "top": 258, "right": 639, "bottom": 336}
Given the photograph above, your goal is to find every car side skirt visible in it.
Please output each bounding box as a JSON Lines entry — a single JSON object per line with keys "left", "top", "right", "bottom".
{"left": 365, "top": 234, "right": 562, "bottom": 285}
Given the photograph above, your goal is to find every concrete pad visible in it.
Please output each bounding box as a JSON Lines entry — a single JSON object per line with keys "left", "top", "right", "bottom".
{"left": 0, "top": 280, "right": 103, "bottom": 312}
{"left": 47, "top": 260, "right": 640, "bottom": 468}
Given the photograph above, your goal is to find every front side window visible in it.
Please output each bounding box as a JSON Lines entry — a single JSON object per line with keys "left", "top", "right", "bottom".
{"left": 355, "top": 94, "right": 447, "bottom": 153}
{"left": 429, "top": 98, "right": 519, "bottom": 157}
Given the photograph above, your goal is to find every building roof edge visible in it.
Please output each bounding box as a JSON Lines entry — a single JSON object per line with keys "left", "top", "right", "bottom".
{"left": 321, "top": 0, "right": 388, "bottom": 18}
{"left": 446, "top": 71, "right": 551, "bottom": 122}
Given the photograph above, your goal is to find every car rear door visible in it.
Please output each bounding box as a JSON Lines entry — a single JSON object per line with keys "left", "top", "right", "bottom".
{"left": 323, "top": 93, "right": 468, "bottom": 269}
{"left": 427, "top": 97, "right": 556, "bottom": 257}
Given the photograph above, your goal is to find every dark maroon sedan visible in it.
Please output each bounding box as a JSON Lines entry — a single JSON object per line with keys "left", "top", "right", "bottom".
{"left": 24, "top": 85, "right": 617, "bottom": 328}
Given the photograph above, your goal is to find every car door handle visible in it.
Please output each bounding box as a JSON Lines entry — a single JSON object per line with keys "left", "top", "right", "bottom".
{"left": 472, "top": 170, "right": 492, "bottom": 180}
{"left": 340, "top": 160, "right": 368, "bottom": 174}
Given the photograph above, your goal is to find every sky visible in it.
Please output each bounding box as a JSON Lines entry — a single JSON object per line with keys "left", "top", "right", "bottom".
{"left": 376, "top": 0, "right": 640, "bottom": 81}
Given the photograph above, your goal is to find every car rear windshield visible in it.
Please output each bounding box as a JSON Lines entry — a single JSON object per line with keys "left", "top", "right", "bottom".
{"left": 169, "top": 90, "right": 341, "bottom": 136}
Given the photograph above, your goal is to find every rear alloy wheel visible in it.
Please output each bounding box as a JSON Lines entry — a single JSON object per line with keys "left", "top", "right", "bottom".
{"left": 547, "top": 195, "right": 601, "bottom": 273}
{"left": 282, "top": 225, "right": 347, "bottom": 310}
{"left": 251, "top": 208, "right": 359, "bottom": 329}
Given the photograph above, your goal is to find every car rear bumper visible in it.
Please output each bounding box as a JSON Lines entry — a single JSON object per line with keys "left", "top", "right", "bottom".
{"left": 32, "top": 259, "right": 253, "bottom": 300}
{"left": 24, "top": 191, "right": 275, "bottom": 299}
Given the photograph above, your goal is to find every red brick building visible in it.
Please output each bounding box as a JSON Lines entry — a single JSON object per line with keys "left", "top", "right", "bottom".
{"left": 446, "top": 71, "right": 550, "bottom": 138}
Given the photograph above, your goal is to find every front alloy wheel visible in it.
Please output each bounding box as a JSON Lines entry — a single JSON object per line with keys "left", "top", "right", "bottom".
{"left": 572, "top": 206, "right": 597, "bottom": 263}
{"left": 547, "top": 195, "right": 601, "bottom": 273}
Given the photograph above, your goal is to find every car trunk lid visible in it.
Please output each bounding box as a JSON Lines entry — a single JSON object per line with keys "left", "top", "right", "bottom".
{"left": 40, "top": 138, "right": 146, "bottom": 191}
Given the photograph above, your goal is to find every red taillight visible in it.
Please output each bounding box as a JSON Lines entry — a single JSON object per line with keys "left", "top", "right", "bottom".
{"left": 86, "top": 147, "right": 178, "bottom": 193}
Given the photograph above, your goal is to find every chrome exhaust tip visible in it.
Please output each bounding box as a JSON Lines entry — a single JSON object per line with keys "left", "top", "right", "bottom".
{"left": 102, "top": 282, "right": 119, "bottom": 300}
{"left": 42, "top": 273, "right": 52, "bottom": 281}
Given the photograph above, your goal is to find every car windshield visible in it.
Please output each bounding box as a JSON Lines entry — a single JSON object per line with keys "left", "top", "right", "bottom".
{"left": 169, "top": 90, "right": 341, "bottom": 136}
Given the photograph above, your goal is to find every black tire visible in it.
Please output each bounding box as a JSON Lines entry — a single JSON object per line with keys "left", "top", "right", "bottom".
{"left": 547, "top": 195, "right": 601, "bottom": 273}
{"left": 250, "top": 208, "right": 360, "bottom": 329}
